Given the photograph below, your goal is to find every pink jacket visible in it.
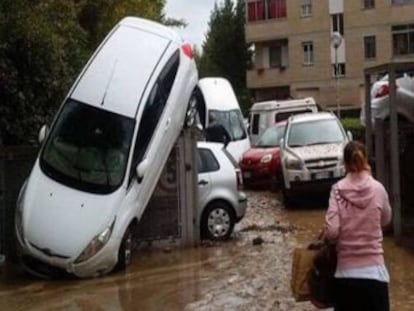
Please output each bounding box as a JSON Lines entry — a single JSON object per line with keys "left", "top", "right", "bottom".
{"left": 324, "top": 171, "right": 392, "bottom": 270}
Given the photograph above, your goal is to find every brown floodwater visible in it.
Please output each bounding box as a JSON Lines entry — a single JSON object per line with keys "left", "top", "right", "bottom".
{"left": 0, "top": 191, "right": 413, "bottom": 311}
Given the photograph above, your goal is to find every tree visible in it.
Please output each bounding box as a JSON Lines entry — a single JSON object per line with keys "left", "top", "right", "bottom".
{"left": 199, "top": 0, "right": 251, "bottom": 112}
{"left": 0, "top": 0, "right": 181, "bottom": 145}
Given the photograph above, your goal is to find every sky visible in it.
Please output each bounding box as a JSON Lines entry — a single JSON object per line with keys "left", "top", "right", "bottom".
{"left": 164, "top": 0, "right": 224, "bottom": 50}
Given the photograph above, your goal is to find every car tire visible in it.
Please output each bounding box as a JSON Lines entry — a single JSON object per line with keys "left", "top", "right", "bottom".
{"left": 115, "top": 225, "right": 134, "bottom": 271}
{"left": 201, "top": 202, "right": 235, "bottom": 241}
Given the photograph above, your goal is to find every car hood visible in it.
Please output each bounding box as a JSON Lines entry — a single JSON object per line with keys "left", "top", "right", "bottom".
{"left": 289, "top": 143, "right": 343, "bottom": 161}
{"left": 22, "top": 162, "right": 122, "bottom": 258}
{"left": 242, "top": 147, "right": 280, "bottom": 161}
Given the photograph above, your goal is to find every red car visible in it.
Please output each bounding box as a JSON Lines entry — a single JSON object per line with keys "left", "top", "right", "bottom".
{"left": 240, "top": 122, "right": 286, "bottom": 189}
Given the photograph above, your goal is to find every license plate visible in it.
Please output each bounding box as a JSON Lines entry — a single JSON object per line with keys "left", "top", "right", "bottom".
{"left": 314, "top": 171, "right": 330, "bottom": 180}
{"left": 243, "top": 171, "right": 251, "bottom": 178}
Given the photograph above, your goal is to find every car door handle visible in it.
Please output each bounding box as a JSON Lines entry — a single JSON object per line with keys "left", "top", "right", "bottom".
{"left": 198, "top": 180, "right": 208, "bottom": 186}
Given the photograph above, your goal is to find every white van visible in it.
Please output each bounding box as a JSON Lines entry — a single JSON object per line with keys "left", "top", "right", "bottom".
{"left": 280, "top": 112, "right": 352, "bottom": 206}
{"left": 197, "top": 77, "right": 250, "bottom": 162}
{"left": 249, "top": 97, "right": 318, "bottom": 144}
{"left": 15, "top": 17, "right": 198, "bottom": 277}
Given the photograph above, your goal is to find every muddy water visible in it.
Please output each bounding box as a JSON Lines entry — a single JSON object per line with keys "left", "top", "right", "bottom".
{"left": 1, "top": 191, "right": 414, "bottom": 310}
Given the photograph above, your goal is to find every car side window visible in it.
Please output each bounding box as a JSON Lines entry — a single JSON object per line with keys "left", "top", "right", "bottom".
{"left": 251, "top": 114, "right": 260, "bottom": 135}
{"left": 197, "top": 148, "right": 220, "bottom": 173}
{"left": 131, "top": 50, "right": 180, "bottom": 172}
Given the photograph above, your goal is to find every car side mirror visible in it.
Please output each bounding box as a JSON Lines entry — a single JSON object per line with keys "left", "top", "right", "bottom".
{"left": 347, "top": 131, "right": 353, "bottom": 141}
{"left": 38, "top": 124, "right": 49, "bottom": 144}
{"left": 136, "top": 158, "right": 149, "bottom": 183}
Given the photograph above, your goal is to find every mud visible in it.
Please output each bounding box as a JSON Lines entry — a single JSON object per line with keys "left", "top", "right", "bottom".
{"left": 0, "top": 191, "right": 413, "bottom": 310}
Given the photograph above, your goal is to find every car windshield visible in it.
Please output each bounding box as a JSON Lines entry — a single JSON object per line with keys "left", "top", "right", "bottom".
{"left": 40, "top": 99, "right": 135, "bottom": 194}
{"left": 287, "top": 119, "right": 344, "bottom": 147}
{"left": 208, "top": 109, "right": 247, "bottom": 141}
{"left": 257, "top": 125, "right": 285, "bottom": 147}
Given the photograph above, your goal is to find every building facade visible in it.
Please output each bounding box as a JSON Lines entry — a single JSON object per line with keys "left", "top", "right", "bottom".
{"left": 245, "top": 0, "right": 414, "bottom": 111}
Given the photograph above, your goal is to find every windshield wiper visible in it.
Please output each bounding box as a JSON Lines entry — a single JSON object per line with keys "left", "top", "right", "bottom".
{"left": 288, "top": 144, "right": 304, "bottom": 147}
{"left": 305, "top": 141, "right": 339, "bottom": 146}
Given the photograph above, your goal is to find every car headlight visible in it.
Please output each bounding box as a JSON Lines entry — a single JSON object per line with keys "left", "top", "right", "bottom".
{"left": 15, "top": 180, "right": 28, "bottom": 240}
{"left": 260, "top": 154, "right": 273, "bottom": 164}
{"left": 75, "top": 218, "right": 116, "bottom": 264}
{"left": 285, "top": 152, "right": 303, "bottom": 170}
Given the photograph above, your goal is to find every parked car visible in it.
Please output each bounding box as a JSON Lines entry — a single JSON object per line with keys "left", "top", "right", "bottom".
{"left": 280, "top": 112, "right": 351, "bottom": 206}
{"left": 197, "top": 77, "right": 251, "bottom": 162}
{"left": 360, "top": 72, "right": 414, "bottom": 127}
{"left": 197, "top": 142, "right": 247, "bottom": 241}
{"left": 15, "top": 17, "right": 199, "bottom": 278}
{"left": 249, "top": 97, "right": 318, "bottom": 145}
{"left": 240, "top": 122, "right": 286, "bottom": 189}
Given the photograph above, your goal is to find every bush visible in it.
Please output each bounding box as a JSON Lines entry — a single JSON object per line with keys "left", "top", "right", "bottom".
{"left": 341, "top": 118, "right": 365, "bottom": 142}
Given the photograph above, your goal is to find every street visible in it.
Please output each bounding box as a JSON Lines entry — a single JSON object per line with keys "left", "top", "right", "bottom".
{"left": 0, "top": 190, "right": 413, "bottom": 310}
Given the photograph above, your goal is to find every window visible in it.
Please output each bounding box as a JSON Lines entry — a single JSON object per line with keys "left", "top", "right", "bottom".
{"left": 363, "top": 0, "right": 375, "bottom": 9}
{"left": 251, "top": 114, "right": 260, "bottom": 135}
{"left": 248, "top": 0, "right": 265, "bottom": 22}
{"left": 332, "top": 63, "right": 346, "bottom": 77}
{"left": 208, "top": 110, "right": 247, "bottom": 141}
{"left": 302, "top": 42, "right": 314, "bottom": 65}
{"left": 301, "top": 0, "right": 312, "bottom": 17}
{"left": 269, "top": 45, "right": 282, "bottom": 67}
{"left": 364, "top": 36, "right": 376, "bottom": 59}
{"left": 331, "top": 14, "right": 344, "bottom": 35}
{"left": 132, "top": 50, "right": 180, "bottom": 169}
{"left": 197, "top": 149, "right": 220, "bottom": 173}
{"left": 268, "top": 0, "right": 287, "bottom": 19}
{"left": 392, "top": 24, "right": 414, "bottom": 55}
{"left": 275, "top": 109, "right": 313, "bottom": 123}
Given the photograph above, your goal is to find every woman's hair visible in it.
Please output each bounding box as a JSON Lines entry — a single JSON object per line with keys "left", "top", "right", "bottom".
{"left": 343, "top": 141, "right": 370, "bottom": 173}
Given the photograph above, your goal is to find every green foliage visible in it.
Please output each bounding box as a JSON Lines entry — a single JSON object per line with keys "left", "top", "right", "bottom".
{"left": 198, "top": 0, "right": 251, "bottom": 114}
{"left": 341, "top": 118, "right": 365, "bottom": 142}
{"left": 0, "top": 0, "right": 88, "bottom": 145}
{"left": 0, "top": 0, "right": 175, "bottom": 145}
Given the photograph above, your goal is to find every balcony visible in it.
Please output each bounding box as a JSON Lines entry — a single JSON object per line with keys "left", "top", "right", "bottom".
{"left": 247, "top": 66, "right": 292, "bottom": 89}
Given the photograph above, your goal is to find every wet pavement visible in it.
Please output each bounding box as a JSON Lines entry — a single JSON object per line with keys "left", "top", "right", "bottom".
{"left": 1, "top": 191, "right": 414, "bottom": 310}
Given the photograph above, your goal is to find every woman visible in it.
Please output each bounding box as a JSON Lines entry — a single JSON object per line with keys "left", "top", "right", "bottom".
{"left": 324, "top": 141, "right": 392, "bottom": 311}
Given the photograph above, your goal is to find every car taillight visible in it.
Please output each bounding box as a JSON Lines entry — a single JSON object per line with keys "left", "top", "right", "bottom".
{"left": 375, "top": 84, "right": 398, "bottom": 98}
{"left": 182, "top": 43, "right": 193, "bottom": 59}
{"left": 236, "top": 168, "right": 243, "bottom": 190}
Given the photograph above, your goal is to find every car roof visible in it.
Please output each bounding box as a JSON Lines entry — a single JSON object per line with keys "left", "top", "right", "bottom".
{"left": 198, "top": 77, "right": 239, "bottom": 111}
{"left": 71, "top": 17, "right": 180, "bottom": 118}
{"left": 197, "top": 141, "right": 225, "bottom": 151}
{"left": 288, "top": 111, "right": 336, "bottom": 124}
{"left": 250, "top": 97, "right": 316, "bottom": 112}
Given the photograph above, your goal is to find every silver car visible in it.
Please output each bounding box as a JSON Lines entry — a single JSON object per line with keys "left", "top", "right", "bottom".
{"left": 197, "top": 142, "right": 247, "bottom": 241}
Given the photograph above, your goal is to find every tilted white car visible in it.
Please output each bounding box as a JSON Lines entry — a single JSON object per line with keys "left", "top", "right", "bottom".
{"left": 361, "top": 72, "right": 414, "bottom": 127}
{"left": 197, "top": 142, "right": 247, "bottom": 241}
{"left": 16, "top": 17, "right": 198, "bottom": 278}
{"left": 280, "top": 112, "right": 351, "bottom": 206}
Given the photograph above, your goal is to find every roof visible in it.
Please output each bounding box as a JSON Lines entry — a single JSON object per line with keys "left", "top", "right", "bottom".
{"left": 250, "top": 97, "right": 316, "bottom": 112}
{"left": 288, "top": 111, "right": 336, "bottom": 123}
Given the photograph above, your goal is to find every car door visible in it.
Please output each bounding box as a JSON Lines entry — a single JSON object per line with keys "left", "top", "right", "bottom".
{"left": 197, "top": 148, "right": 216, "bottom": 210}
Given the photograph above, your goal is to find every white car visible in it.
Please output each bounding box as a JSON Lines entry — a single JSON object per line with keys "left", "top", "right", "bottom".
{"left": 361, "top": 73, "right": 414, "bottom": 126}
{"left": 197, "top": 77, "right": 251, "bottom": 162}
{"left": 15, "top": 17, "right": 198, "bottom": 278}
{"left": 280, "top": 112, "right": 350, "bottom": 206}
{"left": 197, "top": 142, "right": 247, "bottom": 241}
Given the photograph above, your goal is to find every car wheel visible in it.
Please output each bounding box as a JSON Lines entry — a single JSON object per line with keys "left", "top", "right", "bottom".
{"left": 201, "top": 202, "right": 235, "bottom": 241}
{"left": 115, "top": 225, "right": 133, "bottom": 271}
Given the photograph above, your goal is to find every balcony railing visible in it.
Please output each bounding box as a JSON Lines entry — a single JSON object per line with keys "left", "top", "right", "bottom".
{"left": 247, "top": 0, "right": 287, "bottom": 22}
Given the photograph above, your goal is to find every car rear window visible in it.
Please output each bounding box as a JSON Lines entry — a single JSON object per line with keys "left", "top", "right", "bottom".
{"left": 251, "top": 113, "right": 260, "bottom": 135}
{"left": 275, "top": 109, "right": 313, "bottom": 123}
{"left": 197, "top": 148, "right": 220, "bottom": 173}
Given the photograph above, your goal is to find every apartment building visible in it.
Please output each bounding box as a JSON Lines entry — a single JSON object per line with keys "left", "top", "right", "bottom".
{"left": 245, "top": 0, "right": 414, "bottom": 110}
